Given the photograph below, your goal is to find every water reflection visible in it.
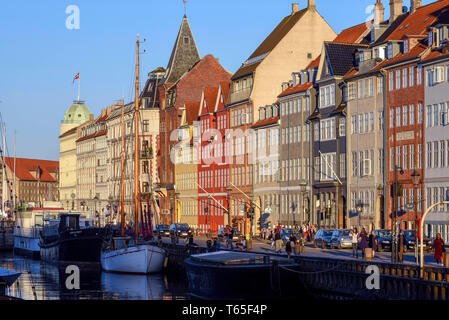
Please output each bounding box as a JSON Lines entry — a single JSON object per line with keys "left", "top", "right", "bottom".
{"left": 0, "top": 252, "right": 189, "bottom": 300}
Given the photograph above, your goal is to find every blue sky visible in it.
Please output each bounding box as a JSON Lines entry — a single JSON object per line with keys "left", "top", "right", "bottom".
{"left": 0, "top": 0, "right": 434, "bottom": 160}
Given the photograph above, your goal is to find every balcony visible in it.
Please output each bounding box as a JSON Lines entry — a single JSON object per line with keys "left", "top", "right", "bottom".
{"left": 228, "top": 87, "right": 252, "bottom": 106}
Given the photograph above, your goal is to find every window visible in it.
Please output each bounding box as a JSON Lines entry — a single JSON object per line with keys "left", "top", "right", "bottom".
{"left": 441, "top": 141, "right": 446, "bottom": 167}
{"left": 390, "top": 109, "right": 395, "bottom": 128}
{"left": 396, "top": 70, "right": 401, "bottom": 89}
{"left": 410, "top": 66, "right": 415, "bottom": 86}
{"left": 417, "top": 65, "right": 423, "bottom": 85}
{"left": 410, "top": 104, "right": 415, "bottom": 125}
{"left": 370, "top": 112, "right": 374, "bottom": 132}
{"left": 339, "top": 118, "right": 346, "bottom": 137}
{"left": 389, "top": 71, "right": 394, "bottom": 91}
{"left": 403, "top": 145, "right": 408, "bottom": 170}
{"left": 378, "top": 111, "right": 384, "bottom": 130}
{"left": 388, "top": 43, "right": 393, "bottom": 59}
{"left": 403, "top": 68, "right": 408, "bottom": 88}
{"left": 418, "top": 103, "right": 423, "bottom": 124}
{"left": 320, "top": 84, "right": 335, "bottom": 107}
{"left": 358, "top": 80, "right": 363, "bottom": 98}
{"left": 418, "top": 144, "right": 423, "bottom": 169}
{"left": 403, "top": 105, "right": 408, "bottom": 126}
{"left": 427, "top": 142, "right": 432, "bottom": 168}
{"left": 369, "top": 78, "right": 374, "bottom": 96}
{"left": 377, "top": 77, "right": 383, "bottom": 94}
{"left": 396, "top": 107, "right": 401, "bottom": 127}
{"left": 410, "top": 144, "right": 415, "bottom": 169}
{"left": 434, "top": 141, "right": 439, "bottom": 167}
{"left": 352, "top": 115, "right": 358, "bottom": 134}
{"left": 434, "top": 104, "right": 439, "bottom": 126}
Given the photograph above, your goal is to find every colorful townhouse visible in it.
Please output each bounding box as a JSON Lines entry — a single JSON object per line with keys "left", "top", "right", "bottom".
{"left": 422, "top": 32, "right": 449, "bottom": 242}
{"left": 226, "top": 1, "right": 336, "bottom": 234}
{"left": 175, "top": 101, "right": 200, "bottom": 229}
{"left": 158, "top": 15, "right": 231, "bottom": 225}
{"left": 197, "top": 83, "right": 231, "bottom": 234}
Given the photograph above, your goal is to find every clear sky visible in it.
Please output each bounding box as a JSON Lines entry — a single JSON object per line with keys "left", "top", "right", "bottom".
{"left": 0, "top": 0, "right": 434, "bottom": 161}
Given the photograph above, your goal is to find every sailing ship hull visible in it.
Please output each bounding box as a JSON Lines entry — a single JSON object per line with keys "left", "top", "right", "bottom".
{"left": 39, "top": 228, "right": 104, "bottom": 263}
{"left": 101, "top": 245, "right": 166, "bottom": 274}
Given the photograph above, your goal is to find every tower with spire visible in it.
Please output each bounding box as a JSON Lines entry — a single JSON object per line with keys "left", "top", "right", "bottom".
{"left": 164, "top": 15, "right": 201, "bottom": 84}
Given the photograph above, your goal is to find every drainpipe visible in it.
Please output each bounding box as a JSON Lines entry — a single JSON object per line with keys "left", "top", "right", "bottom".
{"left": 380, "top": 68, "right": 388, "bottom": 230}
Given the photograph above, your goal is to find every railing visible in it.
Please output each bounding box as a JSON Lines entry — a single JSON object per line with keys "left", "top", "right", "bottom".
{"left": 14, "top": 227, "right": 42, "bottom": 238}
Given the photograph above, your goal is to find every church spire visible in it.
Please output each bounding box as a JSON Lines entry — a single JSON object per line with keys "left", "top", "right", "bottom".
{"left": 164, "top": 15, "right": 200, "bottom": 84}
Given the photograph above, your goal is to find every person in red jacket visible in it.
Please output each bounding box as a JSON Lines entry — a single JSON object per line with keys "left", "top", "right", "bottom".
{"left": 433, "top": 233, "right": 445, "bottom": 266}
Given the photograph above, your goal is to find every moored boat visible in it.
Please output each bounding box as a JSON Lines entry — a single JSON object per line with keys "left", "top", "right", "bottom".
{"left": 0, "top": 267, "right": 21, "bottom": 300}
{"left": 39, "top": 213, "right": 105, "bottom": 262}
{"left": 101, "top": 236, "right": 166, "bottom": 274}
{"left": 185, "top": 251, "right": 300, "bottom": 300}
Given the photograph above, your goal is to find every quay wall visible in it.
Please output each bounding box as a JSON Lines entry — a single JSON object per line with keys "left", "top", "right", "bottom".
{"left": 157, "top": 242, "right": 449, "bottom": 300}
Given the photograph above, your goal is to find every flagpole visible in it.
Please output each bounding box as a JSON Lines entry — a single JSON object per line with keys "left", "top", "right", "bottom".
{"left": 78, "top": 74, "right": 81, "bottom": 103}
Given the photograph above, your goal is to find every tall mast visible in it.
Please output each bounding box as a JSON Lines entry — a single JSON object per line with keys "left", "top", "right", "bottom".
{"left": 134, "top": 34, "right": 141, "bottom": 241}
{"left": 2, "top": 124, "right": 6, "bottom": 215}
{"left": 13, "top": 130, "right": 16, "bottom": 212}
{"left": 120, "top": 98, "right": 126, "bottom": 236}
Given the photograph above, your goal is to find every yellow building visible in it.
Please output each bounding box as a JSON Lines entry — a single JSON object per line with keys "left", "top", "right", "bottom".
{"left": 174, "top": 101, "right": 200, "bottom": 229}
{"left": 59, "top": 101, "right": 93, "bottom": 210}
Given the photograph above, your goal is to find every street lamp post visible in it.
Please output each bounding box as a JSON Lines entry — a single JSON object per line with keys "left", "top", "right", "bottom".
{"left": 299, "top": 180, "right": 308, "bottom": 225}
{"left": 226, "top": 186, "right": 232, "bottom": 227}
{"left": 411, "top": 169, "right": 420, "bottom": 265}
{"left": 71, "top": 193, "right": 75, "bottom": 211}
{"left": 392, "top": 166, "right": 404, "bottom": 264}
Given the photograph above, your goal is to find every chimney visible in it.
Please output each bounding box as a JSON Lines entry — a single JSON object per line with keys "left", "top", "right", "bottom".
{"left": 292, "top": 3, "right": 299, "bottom": 15}
{"left": 308, "top": 0, "right": 316, "bottom": 9}
{"left": 374, "top": 0, "right": 385, "bottom": 26}
{"left": 390, "top": 0, "right": 403, "bottom": 24}
{"left": 410, "top": 0, "right": 422, "bottom": 13}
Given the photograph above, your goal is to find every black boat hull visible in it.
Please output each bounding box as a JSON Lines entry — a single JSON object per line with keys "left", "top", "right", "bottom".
{"left": 184, "top": 257, "right": 303, "bottom": 300}
{"left": 39, "top": 228, "right": 104, "bottom": 263}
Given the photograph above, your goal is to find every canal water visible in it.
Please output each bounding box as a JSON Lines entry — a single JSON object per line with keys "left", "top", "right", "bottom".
{"left": 0, "top": 252, "right": 191, "bottom": 300}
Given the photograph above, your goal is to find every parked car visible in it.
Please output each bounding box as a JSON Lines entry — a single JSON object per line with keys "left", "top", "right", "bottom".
{"left": 153, "top": 224, "right": 170, "bottom": 237}
{"left": 169, "top": 223, "right": 192, "bottom": 238}
{"left": 402, "top": 230, "right": 433, "bottom": 253}
{"left": 217, "top": 227, "right": 241, "bottom": 242}
{"left": 330, "top": 229, "right": 352, "bottom": 249}
{"left": 280, "top": 228, "right": 297, "bottom": 244}
{"left": 314, "top": 229, "right": 334, "bottom": 249}
{"left": 375, "top": 230, "right": 392, "bottom": 252}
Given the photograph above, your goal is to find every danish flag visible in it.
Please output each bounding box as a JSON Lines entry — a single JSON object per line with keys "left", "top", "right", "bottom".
{"left": 72, "top": 72, "right": 80, "bottom": 84}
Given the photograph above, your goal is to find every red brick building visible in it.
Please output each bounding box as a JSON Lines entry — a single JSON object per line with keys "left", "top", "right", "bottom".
{"left": 158, "top": 16, "right": 232, "bottom": 224}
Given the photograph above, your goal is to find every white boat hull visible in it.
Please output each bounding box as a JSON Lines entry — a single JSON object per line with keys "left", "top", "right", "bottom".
{"left": 101, "top": 245, "right": 166, "bottom": 274}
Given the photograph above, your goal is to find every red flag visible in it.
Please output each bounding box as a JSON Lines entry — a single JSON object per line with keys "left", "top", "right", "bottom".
{"left": 72, "top": 73, "right": 80, "bottom": 84}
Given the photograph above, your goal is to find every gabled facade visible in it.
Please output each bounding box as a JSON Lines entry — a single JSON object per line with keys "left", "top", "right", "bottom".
{"left": 309, "top": 42, "right": 367, "bottom": 229}
{"left": 158, "top": 14, "right": 231, "bottom": 224}
{"left": 175, "top": 101, "right": 200, "bottom": 229}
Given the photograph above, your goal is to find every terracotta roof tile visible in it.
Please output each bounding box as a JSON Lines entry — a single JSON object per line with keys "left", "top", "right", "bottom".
{"left": 377, "top": 1, "right": 449, "bottom": 43}
{"left": 203, "top": 87, "right": 219, "bottom": 114}
{"left": 278, "top": 82, "right": 313, "bottom": 98}
{"left": 372, "top": 42, "right": 428, "bottom": 71}
{"left": 252, "top": 116, "right": 280, "bottom": 129}
{"left": 333, "top": 22, "right": 370, "bottom": 44}
{"left": 232, "top": 9, "right": 308, "bottom": 80}
{"left": 4, "top": 157, "right": 59, "bottom": 182}
{"left": 184, "top": 101, "right": 201, "bottom": 125}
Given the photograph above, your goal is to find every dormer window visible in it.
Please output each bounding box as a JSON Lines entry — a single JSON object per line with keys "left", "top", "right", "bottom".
{"left": 387, "top": 43, "right": 393, "bottom": 59}
{"left": 404, "top": 39, "right": 409, "bottom": 54}
{"left": 429, "top": 30, "right": 433, "bottom": 46}
{"left": 360, "top": 51, "right": 364, "bottom": 62}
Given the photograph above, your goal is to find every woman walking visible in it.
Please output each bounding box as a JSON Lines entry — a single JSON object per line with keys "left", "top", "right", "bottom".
{"left": 285, "top": 234, "right": 293, "bottom": 258}
{"left": 433, "top": 233, "right": 445, "bottom": 266}
{"left": 350, "top": 228, "right": 359, "bottom": 258}
{"left": 359, "top": 228, "right": 368, "bottom": 259}
{"left": 274, "top": 228, "right": 282, "bottom": 253}
{"left": 369, "top": 230, "right": 378, "bottom": 259}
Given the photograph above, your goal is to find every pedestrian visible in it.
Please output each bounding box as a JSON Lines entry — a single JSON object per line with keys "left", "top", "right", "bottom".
{"left": 433, "top": 233, "right": 445, "bottom": 266}
{"left": 359, "top": 228, "right": 368, "bottom": 259}
{"left": 274, "top": 228, "right": 282, "bottom": 253}
{"left": 290, "top": 233, "right": 298, "bottom": 257}
{"left": 213, "top": 237, "right": 220, "bottom": 250}
{"left": 229, "top": 226, "right": 235, "bottom": 250}
{"left": 369, "top": 230, "right": 378, "bottom": 259}
{"left": 398, "top": 230, "right": 404, "bottom": 263}
{"left": 285, "top": 234, "right": 294, "bottom": 258}
{"left": 350, "top": 227, "right": 359, "bottom": 258}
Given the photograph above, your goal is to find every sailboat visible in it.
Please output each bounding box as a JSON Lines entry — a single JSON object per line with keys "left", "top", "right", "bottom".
{"left": 100, "top": 35, "right": 166, "bottom": 274}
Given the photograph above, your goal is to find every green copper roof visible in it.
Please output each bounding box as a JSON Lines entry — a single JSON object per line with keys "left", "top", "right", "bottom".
{"left": 63, "top": 102, "right": 91, "bottom": 124}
